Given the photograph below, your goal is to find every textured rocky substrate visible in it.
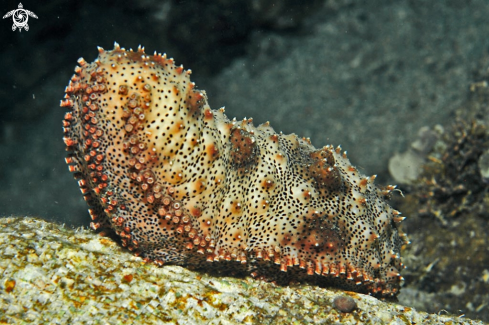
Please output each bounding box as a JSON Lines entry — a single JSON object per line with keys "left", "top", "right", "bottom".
{"left": 0, "top": 217, "right": 485, "bottom": 325}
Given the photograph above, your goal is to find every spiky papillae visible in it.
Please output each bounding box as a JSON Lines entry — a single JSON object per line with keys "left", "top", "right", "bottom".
{"left": 61, "top": 43, "right": 407, "bottom": 297}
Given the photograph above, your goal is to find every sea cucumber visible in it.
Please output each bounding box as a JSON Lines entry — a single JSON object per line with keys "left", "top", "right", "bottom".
{"left": 60, "top": 43, "right": 407, "bottom": 297}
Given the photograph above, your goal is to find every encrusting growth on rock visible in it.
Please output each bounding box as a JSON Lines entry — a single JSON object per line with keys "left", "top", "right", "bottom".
{"left": 60, "top": 43, "right": 407, "bottom": 297}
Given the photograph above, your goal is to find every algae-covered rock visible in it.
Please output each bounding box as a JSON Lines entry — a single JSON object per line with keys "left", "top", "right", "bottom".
{"left": 0, "top": 217, "right": 485, "bottom": 325}
{"left": 392, "top": 79, "right": 489, "bottom": 322}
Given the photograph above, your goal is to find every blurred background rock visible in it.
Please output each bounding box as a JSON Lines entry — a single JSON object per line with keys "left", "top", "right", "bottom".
{"left": 2, "top": 0, "right": 489, "bottom": 321}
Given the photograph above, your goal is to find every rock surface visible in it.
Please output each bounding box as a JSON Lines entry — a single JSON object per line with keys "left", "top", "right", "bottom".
{"left": 392, "top": 79, "right": 489, "bottom": 322}
{"left": 3, "top": 1, "right": 489, "bottom": 228}
{"left": 0, "top": 217, "right": 485, "bottom": 325}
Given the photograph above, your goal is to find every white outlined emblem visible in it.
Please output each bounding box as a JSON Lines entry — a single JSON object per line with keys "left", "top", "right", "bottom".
{"left": 3, "top": 3, "right": 37, "bottom": 32}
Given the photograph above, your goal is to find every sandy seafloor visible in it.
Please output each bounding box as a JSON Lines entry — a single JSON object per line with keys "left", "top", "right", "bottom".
{"left": 1, "top": 0, "right": 489, "bottom": 323}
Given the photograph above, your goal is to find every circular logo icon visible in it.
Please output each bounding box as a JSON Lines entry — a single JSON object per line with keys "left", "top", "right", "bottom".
{"left": 3, "top": 3, "right": 37, "bottom": 32}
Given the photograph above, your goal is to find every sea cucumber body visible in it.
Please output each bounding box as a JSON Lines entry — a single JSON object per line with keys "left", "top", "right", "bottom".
{"left": 61, "top": 44, "right": 405, "bottom": 296}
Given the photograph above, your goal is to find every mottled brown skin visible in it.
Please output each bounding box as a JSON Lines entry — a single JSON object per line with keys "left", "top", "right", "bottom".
{"left": 61, "top": 43, "right": 407, "bottom": 297}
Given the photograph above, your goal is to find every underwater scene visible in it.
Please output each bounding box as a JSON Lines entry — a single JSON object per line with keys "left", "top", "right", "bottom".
{"left": 1, "top": 0, "right": 489, "bottom": 324}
